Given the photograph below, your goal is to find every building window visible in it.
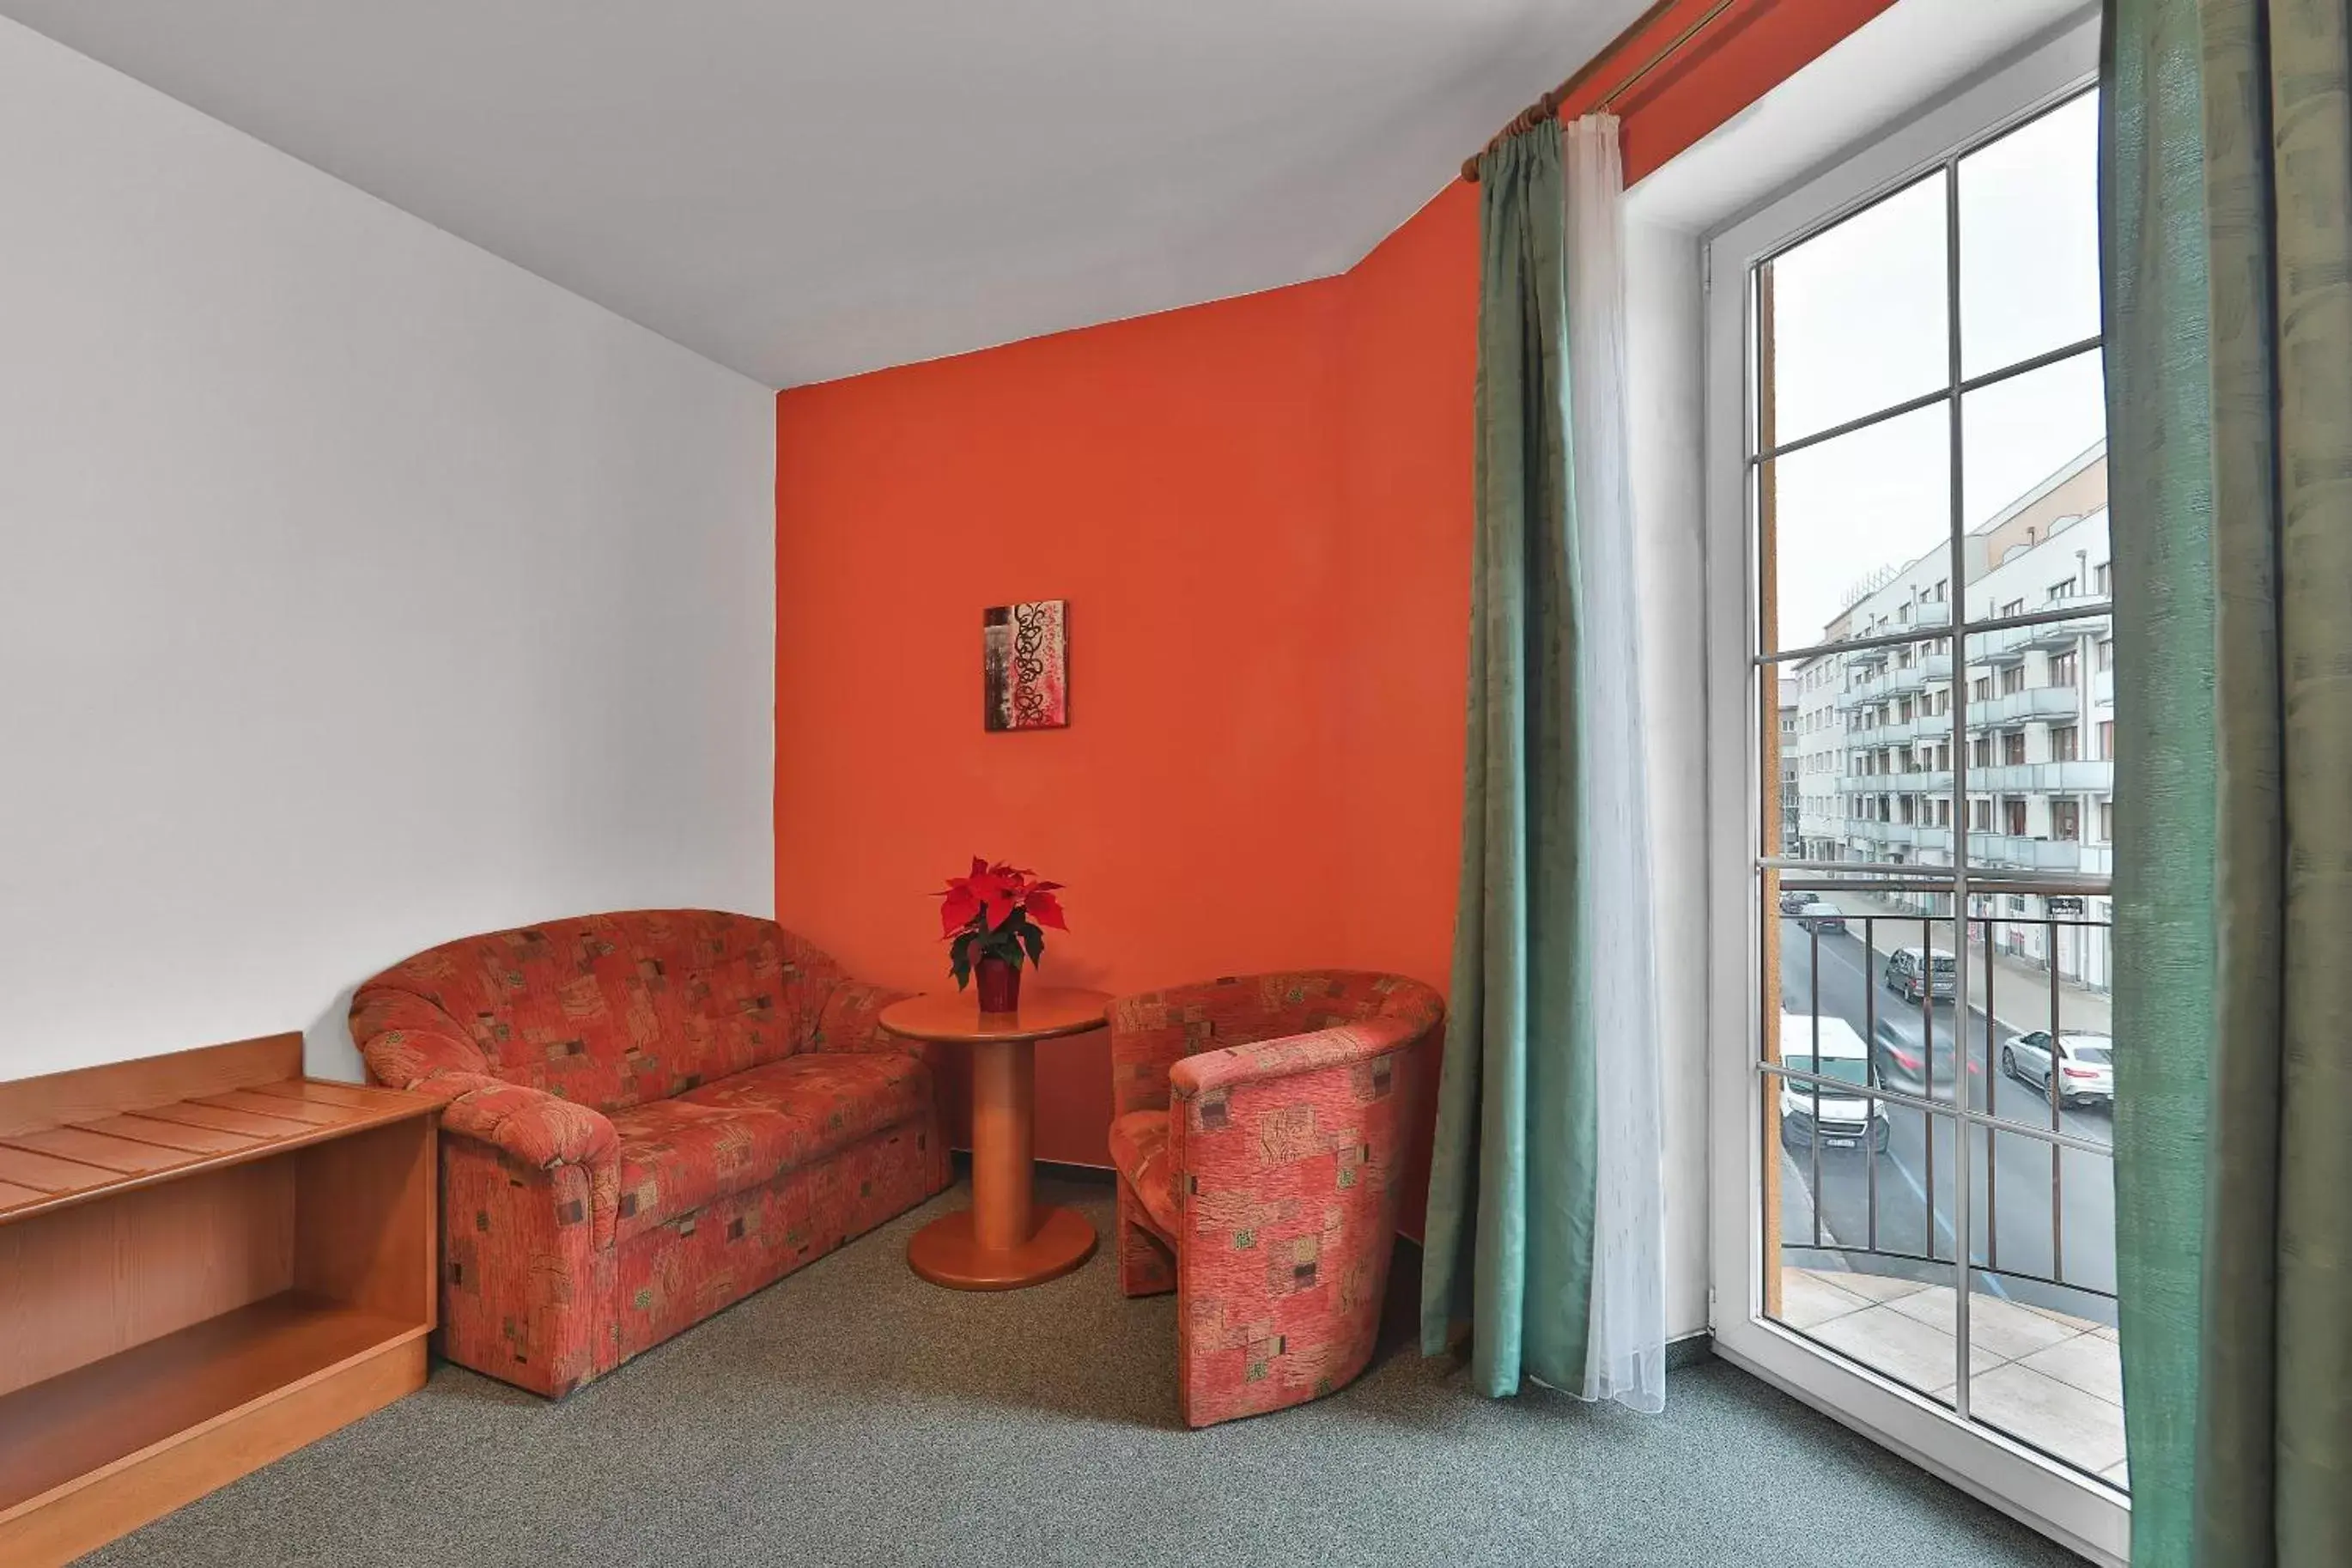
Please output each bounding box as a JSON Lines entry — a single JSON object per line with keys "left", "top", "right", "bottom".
{"left": 2048, "top": 577, "right": 2078, "bottom": 601}
{"left": 2098, "top": 637, "right": 2115, "bottom": 671}
{"left": 2094, "top": 562, "right": 2111, "bottom": 595}
{"left": 2001, "top": 598, "right": 2026, "bottom": 617}
{"left": 2051, "top": 651, "right": 2078, "bottom": 686}
{"left": 2001, "top": 665, "right": 2027, "bottom": 695}
{"left": 1972, "top": 799, "right": 1993, "bottom": 832}
{"left": 2099, "top": 800, "right": 2114, "bottom": 841}
{"left": 2052, "top": 799, "right": 2082, "bottom": 841}
{"left": 1972, "top": 676, "right": 1993, "bottom": 701}
{"left": 1972, "top": 736, "right": 1992, "bottom": 767}
{"left": 2052, "top": 725, "right": 2079, "bottom": 761}
{"left": 2003, "top": 731, "right": 2027, "bottom": 765}
{"left": 2100, "top": 719, "right": 2115, "bottom": 758}
{"left": 2005, "top": 798, "right": 2029, "bottom": 836}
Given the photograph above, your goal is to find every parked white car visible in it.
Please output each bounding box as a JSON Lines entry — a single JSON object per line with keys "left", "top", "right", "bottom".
{"left": 1778, "top": 1013, "right": 1889, "bottom": 1152}
{"left": 2002, "top": 1030, "right": 2114, "bottom": 1108}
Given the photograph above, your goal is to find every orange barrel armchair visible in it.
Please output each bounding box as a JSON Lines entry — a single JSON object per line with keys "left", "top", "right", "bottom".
{"left": 1104, "top": 972, "right": 1444, "bottom": 1426}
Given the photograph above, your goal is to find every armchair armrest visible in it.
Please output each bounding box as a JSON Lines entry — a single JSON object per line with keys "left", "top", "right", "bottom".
{"left": 1168, "top": 1015, "right": 1425, "bottom": 1103}
{"left": 811, "top": 980, "right": 922, "bottom": 1055}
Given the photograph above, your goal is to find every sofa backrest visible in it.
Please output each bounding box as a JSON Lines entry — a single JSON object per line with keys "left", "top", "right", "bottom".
{"left": 350, "top": 910, "right": 843, "bottom": 1112}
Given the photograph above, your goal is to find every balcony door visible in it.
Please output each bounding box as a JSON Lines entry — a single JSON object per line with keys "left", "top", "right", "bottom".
{"left": 1701, "top": 26, "right": 2130, "bottom": 1565}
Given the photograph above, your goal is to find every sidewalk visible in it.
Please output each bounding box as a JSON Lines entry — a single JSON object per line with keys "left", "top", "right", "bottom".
{"left": 1832, "top": 892, "right": 2111, "bottom": 1036}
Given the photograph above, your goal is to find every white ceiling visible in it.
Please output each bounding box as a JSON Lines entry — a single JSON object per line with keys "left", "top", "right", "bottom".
{"left": 1, "top": 1, "right": 1648, "bottom": 387}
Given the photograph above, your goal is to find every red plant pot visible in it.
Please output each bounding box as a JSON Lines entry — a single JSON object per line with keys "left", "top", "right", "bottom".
{"left": 975, "top": 956, "right": 1021, "bottom": 1014}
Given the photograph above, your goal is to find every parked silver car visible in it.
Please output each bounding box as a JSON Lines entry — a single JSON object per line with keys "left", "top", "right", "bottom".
{"left": 2002, "top": 1030, "right": 2114, "bottom": 1107}
{"left": 1793, "top": 900, "right": 1846, "bottom": 935}
{"left": 1882, "top": 946, "right": 1957, "bottom": 1005}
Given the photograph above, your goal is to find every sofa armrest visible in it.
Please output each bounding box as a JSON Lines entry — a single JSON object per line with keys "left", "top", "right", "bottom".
{"left": 354, "top": 990, "right": 623, "bottom": 1249}
{"left": 350, "top": 989, "right": 493, "bottom": 1079}
{"left": 811, "top": 980, "right": 922, "bottom": 1055}
{"left": 1167, "top": 1015, "right": 1425, "bottom": 1103}
{"left": 394, "top": 1065, "right": 622, "bottom": 1249}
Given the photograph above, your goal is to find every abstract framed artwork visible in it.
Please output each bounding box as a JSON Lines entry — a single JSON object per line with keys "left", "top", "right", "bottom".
{"left": 982, "top": 599, "right": 1068, "bottom": 731}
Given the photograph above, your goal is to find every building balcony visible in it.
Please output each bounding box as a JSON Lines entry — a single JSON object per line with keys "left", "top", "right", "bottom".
{"left": 2027, "top": 595, "right": 2108, "bottom": 647}
{"left": 1839, "top": 768, "right": 1952, "bottom": 797}
{"left": 1966, "top": 834, "right": 2094, "bottom": 872}
{"left": 1966, "top": 686, "right": 2082, "bottom": 728}
{"left": 1835, "top": 683, "right": 1888, "bottom": 713}
{"left": 1966, "top": 760, "right": 2112, "bottom": 793}
{"left": 1850, "top": 820, "right": 1955, "bottom": 852}
{"left": 1970, "top": 600, "right": 2106, "bottom": 664}
{"left": 1856, "top": 713, "right": 1932, "bottom": 744}
{"left": 1881, "top": 654, "right": 1952, "bottom": 696}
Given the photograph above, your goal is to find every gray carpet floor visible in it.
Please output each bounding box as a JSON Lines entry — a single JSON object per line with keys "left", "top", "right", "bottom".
{"left": 82, "top": 1174, "right": 2082, "bottom": 1567}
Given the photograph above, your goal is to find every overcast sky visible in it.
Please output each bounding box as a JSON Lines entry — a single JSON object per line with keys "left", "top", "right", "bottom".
{"left": 1764, "top": 90, "right": 2105, "bottom": 649}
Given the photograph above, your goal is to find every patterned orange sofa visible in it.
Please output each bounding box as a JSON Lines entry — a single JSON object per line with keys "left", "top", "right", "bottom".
{"left": 349, "top": 909, "right": 948, "bottom": 1396}
{"left": 1104, "top": 971, "right": 1443, "bottom": 1426}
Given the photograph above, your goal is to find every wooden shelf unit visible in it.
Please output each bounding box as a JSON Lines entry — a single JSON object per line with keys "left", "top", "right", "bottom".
{"left": 0, "top": 1033, "right": 437, "bottom": 1566}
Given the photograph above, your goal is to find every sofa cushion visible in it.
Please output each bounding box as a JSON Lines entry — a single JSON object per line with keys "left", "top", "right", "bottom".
{"left": 611, "top": 1099, "right": 802, "bottom": 1243}
{"left": 1108, "top": 1109, "right": 1180, "bottom": 1238}
{"left": 678, "top": 1051, "right": 929, "bottom": 1145}
{"left": 611, "top": 1053, "right": 932, "bottom": 1243}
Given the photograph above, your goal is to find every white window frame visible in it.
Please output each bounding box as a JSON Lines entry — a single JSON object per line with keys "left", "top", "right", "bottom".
{"left": 1700, "top": 19, "right": 2128, "bottom": 1566}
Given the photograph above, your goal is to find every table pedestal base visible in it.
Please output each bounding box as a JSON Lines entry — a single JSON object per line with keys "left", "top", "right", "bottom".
{"left": 908, "top": 1206, "right": 1097, "bottom": 1291}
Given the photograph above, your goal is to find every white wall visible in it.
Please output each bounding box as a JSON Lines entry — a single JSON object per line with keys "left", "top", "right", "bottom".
{"left": 0, "top": 20, "right": 777, "bottom": 1083}
{"left": 1625, "top": 215, "right": 1713, "bottom": 1340}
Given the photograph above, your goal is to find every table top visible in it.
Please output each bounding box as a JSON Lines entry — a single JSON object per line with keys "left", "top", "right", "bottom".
{"left": 877, "top": 987, "right": 1112, "bottom": 1045}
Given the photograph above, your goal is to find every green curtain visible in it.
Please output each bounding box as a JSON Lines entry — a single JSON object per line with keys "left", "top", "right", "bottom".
{"left": 1419, "top": 124, "right": 1597, "bottom": 1395}
{"left": 2105, "top": 2, "right": 2352, "bottom": 1562}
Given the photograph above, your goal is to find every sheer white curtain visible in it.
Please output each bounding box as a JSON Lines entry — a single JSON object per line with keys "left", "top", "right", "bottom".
{"left": 1562, "top": 112, "right": 1668, "bottom": 1413}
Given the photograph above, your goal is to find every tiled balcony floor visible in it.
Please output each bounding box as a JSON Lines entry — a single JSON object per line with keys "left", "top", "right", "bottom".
{"left": 1778, "top": 1264, "right": 2128, "bottom": 1487}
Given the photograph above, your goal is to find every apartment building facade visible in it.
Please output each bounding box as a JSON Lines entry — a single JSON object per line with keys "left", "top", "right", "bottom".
{"left": 1806, "top": 446, "right": 2112, "bottom": 990}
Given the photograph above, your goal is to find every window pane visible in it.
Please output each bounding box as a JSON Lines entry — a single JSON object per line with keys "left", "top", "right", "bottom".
{"left": 1762, "top": 171, "right": 1950, "bottom": 447}
{"left": 1948, "top": 899, "right": 2118, "bottom": 1146}
{"left": 1966, "top": 1128, "right": 2124, "bottom": 1488}
{"left": 1960, "top": 93, "right": 2102, "bottom": 379}
{"left": 1962, "top": 351, "right": 2107, "bottom": 623}
{"left": 1763, "top": 402, "right": 1949, "bottom": 653}
{"left": 1762, "top": 988, "right": 1962, "bottom": 1408}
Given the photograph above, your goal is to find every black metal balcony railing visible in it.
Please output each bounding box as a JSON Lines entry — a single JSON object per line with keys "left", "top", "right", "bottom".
{"left": 1763, "top": 890, "right": 2117, "bottom": 1318}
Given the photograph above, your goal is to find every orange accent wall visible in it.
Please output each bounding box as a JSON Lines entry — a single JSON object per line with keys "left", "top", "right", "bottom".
{"left": 775, "top": 1, "right": 1892, "bottom": 1217}
{"left": 774, "top": 210, "right": 1477, "bottom": 1185}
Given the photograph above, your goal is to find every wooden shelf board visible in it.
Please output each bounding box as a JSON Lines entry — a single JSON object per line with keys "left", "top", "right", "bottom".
{"left": 0, "top": 1081, "right": 435, "bottom": 1227}
{"left": 0, "top": 1291, "right": 422, "bottom": 1518}
{"left": 0, "top": 1125, "right": 204, "bottom": 1177}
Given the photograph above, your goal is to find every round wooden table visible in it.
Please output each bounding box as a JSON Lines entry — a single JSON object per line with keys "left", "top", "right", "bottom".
{"left": 878, "top": 987, "right": 1109, "bottom": 1290}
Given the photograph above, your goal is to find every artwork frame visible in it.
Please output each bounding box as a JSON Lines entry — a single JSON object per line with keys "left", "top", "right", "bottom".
{"left": 982, "top": 599, "right": 1068, "bottom": 732}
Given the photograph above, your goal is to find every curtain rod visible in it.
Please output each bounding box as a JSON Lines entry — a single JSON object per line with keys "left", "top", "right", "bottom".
{"left": 1459, "top": 0, "right": 1744, "bottom": 182}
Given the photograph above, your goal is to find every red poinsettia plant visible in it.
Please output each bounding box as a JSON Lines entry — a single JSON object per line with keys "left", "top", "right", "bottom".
{"left": 936, "top": 857, "right": 1067, "bottom": 990}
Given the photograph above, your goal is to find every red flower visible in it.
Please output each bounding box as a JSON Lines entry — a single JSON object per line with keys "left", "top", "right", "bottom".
{"left": 934, "top": 857, "right": 1067, "bottom": 938}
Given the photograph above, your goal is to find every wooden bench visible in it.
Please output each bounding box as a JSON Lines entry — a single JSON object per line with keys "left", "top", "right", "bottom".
{"left": 0, "top": 1033, "right": 438, "bottom": 1566}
